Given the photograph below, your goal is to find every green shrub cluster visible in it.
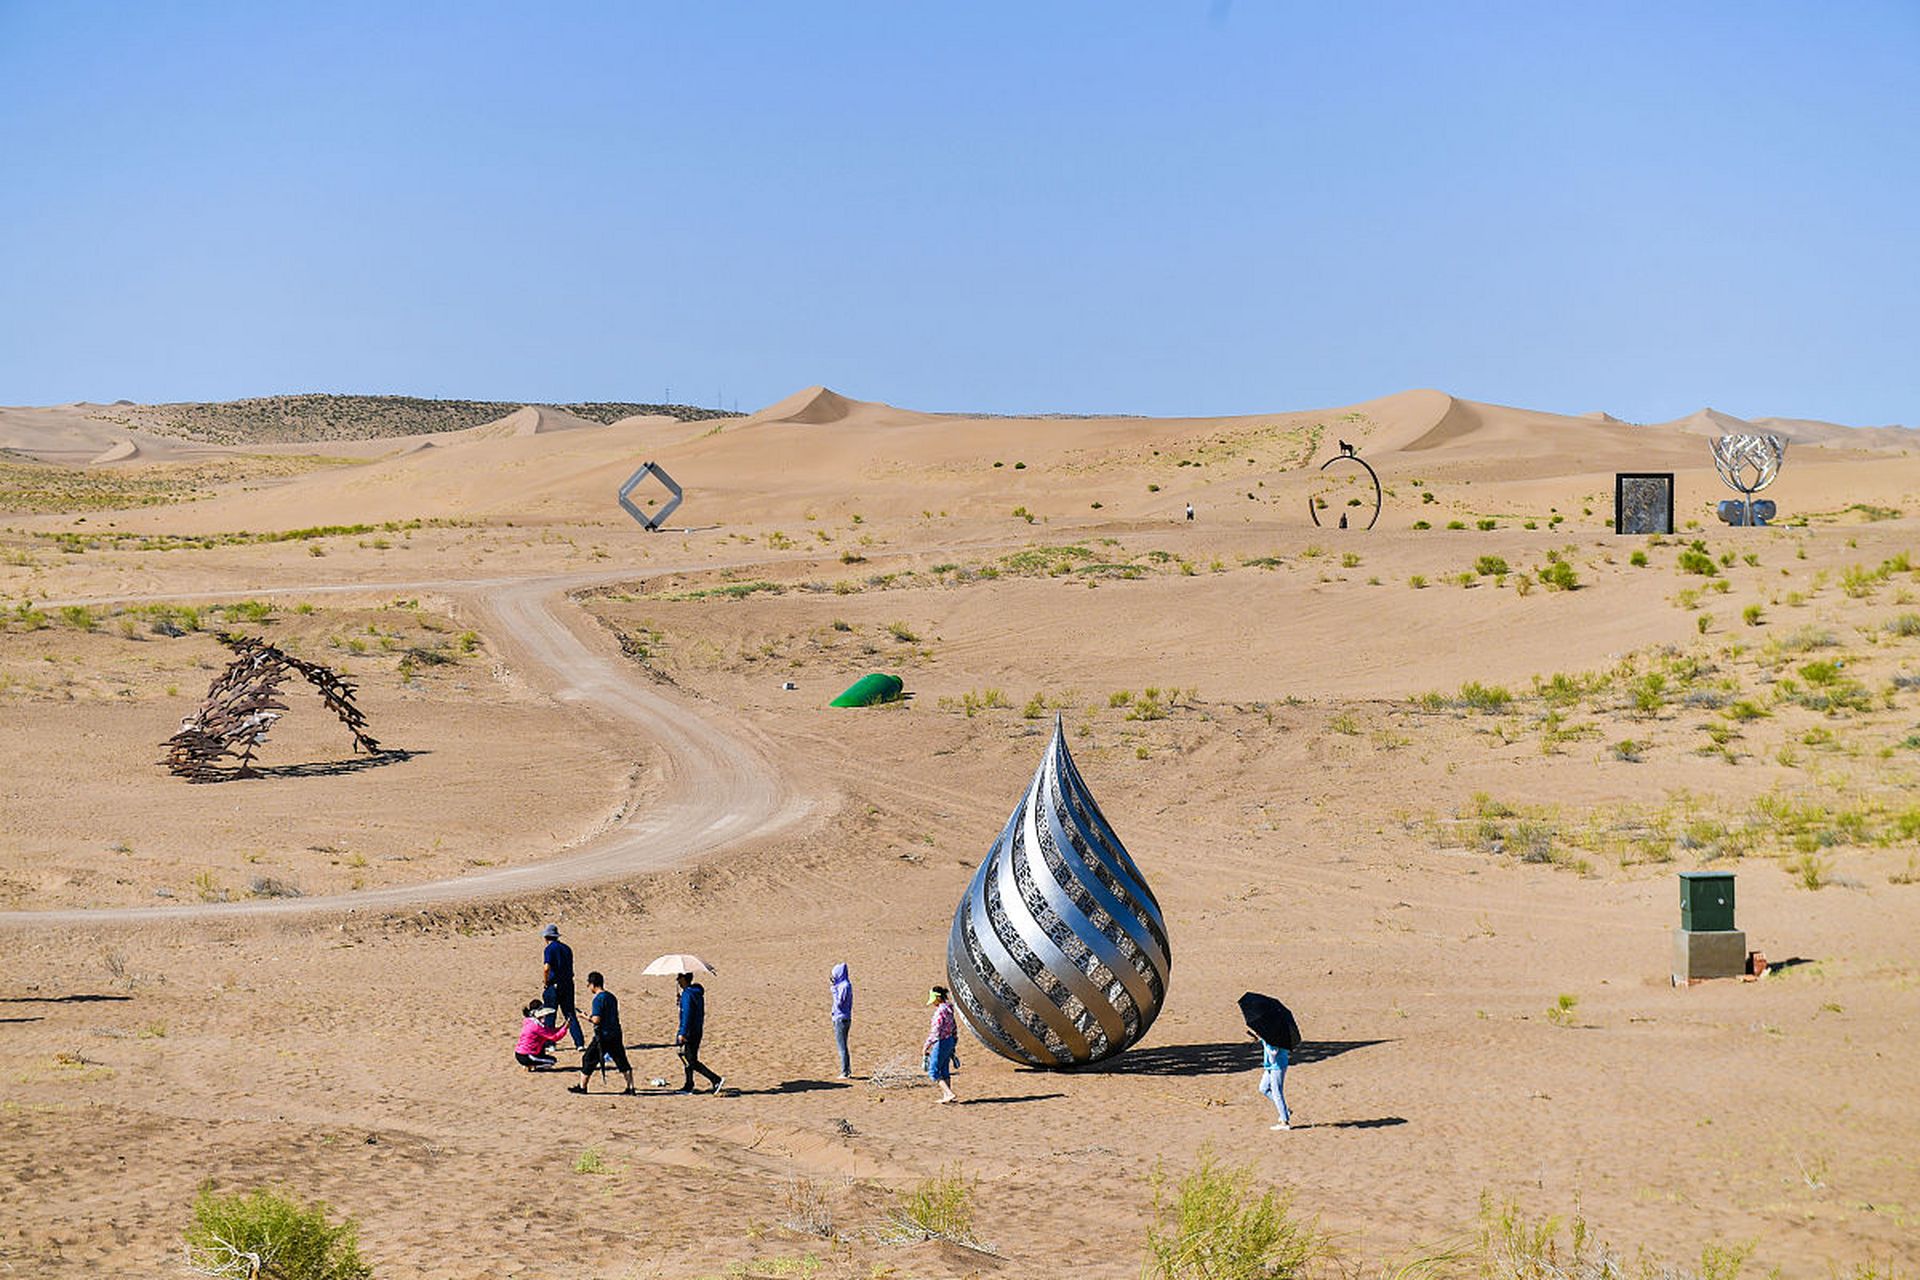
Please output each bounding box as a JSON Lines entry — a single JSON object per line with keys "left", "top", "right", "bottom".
{"left": 183, "top": 1186, "right": 371, "bottom": 1280}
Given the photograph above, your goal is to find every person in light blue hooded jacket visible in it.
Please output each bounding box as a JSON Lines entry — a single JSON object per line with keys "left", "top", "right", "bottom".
{"left": 829, "top": 962, "right": 854, "bottom": 1078}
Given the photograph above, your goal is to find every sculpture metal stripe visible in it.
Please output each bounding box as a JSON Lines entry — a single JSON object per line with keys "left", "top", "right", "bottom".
{"left": 946, "top": 716, "right": 1170, "bottom": 1066}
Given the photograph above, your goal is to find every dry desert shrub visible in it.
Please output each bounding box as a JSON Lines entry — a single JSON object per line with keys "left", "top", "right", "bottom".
{"left": 864, "top": 1051, "right": 930, "bottom": 1092}
{"left": 780, "top": 1170, "right": 839, "bottom": 1239}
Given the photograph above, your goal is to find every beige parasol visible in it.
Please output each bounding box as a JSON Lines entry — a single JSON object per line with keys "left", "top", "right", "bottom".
{"left": 642, "top": 953, "right": 717, "bottom": 976}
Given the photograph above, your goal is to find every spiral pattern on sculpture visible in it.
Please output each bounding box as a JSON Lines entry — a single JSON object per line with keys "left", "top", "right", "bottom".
{"left": 946, "top": 717, "right": 1170, "bottom": 1067}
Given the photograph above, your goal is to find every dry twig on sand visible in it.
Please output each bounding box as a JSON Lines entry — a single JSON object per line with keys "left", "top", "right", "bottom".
{"left": 780, "top": 1168, "right": 838, "bottom": 1239}
{"left": 864, "top": 1050, "right": 932, "bottom": 1092}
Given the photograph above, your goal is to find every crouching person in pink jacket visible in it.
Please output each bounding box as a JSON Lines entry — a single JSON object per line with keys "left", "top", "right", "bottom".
{"left": 516, "top": 998, "right": 572, "bottom": 1070}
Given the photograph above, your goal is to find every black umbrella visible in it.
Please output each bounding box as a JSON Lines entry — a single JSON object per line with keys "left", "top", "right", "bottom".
{"left": 1238, "top": 992, "right": 1300, "bottom": 1049}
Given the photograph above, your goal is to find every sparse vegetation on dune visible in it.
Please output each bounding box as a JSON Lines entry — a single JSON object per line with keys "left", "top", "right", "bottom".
{"left": 0, "top": 454, "right": 362, "bottom": 513}
{"left": 97, "top": 393, "right": 737, "bottom": 444}
{"left": 0, "top": 596, "right": 483, "bottom": 709}
{"left": 27, "top": 517, "right": 466, "bottom": 554}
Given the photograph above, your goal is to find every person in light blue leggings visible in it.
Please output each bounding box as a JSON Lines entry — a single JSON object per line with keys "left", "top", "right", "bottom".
{"left": 829, "top": 962, "right": 853, "bottom": 1078}
{"left": 1257, "top": 1036, "right": 1291, "bottom": 1130}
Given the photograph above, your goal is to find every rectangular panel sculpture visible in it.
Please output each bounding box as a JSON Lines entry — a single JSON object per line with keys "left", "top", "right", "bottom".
{"left": 1614, "top": 472, "right": 1674, "bottom": 535}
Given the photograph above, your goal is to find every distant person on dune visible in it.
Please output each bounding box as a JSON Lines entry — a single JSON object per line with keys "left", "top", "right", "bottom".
{"left": 540, "top": 924, "right": 583, "bottom": 1050}
{"left": 570, "top": 971, "right": 634, "bottom": 1096}
{"left": 1185, "top": 502, "right": 1195, "bottom": 522}
{"left": 514, "top": 999, "right": 571, "bottom": 1071}
{"left": 675, "top": 972, "right": 725, "bottom": 1094}
{"left": 924, "top": 985, "right": 958, "bottom": 1104}
{"left": 830, "top": 962, "right": 854, "bottom": 1078}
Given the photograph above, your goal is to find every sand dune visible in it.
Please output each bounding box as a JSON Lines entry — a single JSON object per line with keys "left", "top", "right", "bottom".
{"left": 32, "top": 380, "right": 1917, "bottom": 542}
{"left": 86, "top": 439, "right": 141, "bottom": 465}
{"left": 1657, "top": 406, "right": 1920, "bottom": 452}
{"left": 4, "top": 379, "right": 1920, "bottom": 1276}
{"left": 734, "top": 384, "right": 942, "bottom": 428}
{"left": 476, "top": 405, "right": 612, "bottom": 438}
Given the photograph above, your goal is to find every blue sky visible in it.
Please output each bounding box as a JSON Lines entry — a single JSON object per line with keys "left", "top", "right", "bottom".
{"left": 2, "top": 2, "right": 1914, "bottom": 422}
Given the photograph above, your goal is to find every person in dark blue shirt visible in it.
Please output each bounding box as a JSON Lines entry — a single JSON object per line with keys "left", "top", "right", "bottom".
{"left": 569, "top": 971, "right": 633, "bottom": 1095}
{"left": 675, "top": 972, "right": 724, "bottom": 1094}
{"left": 540, "top": 925, "right": 583, "bottom": 1050}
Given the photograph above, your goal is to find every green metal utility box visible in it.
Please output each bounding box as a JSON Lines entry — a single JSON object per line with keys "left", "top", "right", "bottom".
{"left": 1679, "top": 871, "right": 1736, "bottom": 932}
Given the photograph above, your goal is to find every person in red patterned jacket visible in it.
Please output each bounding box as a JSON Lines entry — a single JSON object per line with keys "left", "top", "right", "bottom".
{"left": 924, "top": 986, "right": 958, "bottom": 1105}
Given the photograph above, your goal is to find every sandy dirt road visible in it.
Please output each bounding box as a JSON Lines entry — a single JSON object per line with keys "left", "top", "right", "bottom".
{"left": 0, "top": 568, "right": 818, "bottom": 927}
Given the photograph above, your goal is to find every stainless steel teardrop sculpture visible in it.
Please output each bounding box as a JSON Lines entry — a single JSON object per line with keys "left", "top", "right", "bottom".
{"left": 946, "top": 716, "right": 1171, "bottom": 1066}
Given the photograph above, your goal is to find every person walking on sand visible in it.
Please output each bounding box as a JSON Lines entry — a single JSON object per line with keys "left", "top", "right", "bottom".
{"left": 1237, "top": 991, "right": 1300, "bottom": 1131}
{"left": 514, "top": 999, "right": 572, "bottom": 1071}
{"left": 540, "top": 924, "right": 583, "bottom": 1050}
{"left": 1255, "top": 1030, "right": 1291, "bottom": 1130}
{"left": 1185, "top": 502, "right": 1195, "bottom": 522}
{"left": 924, "top": 985, "right": 957, "bottom": 1104}
{"left": 675, "top": 972, "right": 724, "bottom": 1094}
{"left": 830, "top": 962, "right": 854, "bottom": 1079}
{"left": 569, "top": 972, "right": 634, "bottom": 1095}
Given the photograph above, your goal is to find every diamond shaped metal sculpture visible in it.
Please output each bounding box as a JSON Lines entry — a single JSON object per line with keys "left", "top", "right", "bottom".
{"left": 618, "top": 461, "right": 682, "bottom": 532}
{"left": 946, "top": 715, "right": 1170, "bottom": 1067}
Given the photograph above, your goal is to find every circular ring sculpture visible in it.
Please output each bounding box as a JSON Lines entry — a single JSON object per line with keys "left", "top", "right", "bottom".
{"left": 945, "top": 716, "right": 1171, "bottom": 1067}
{"left": 1710, "top": 434, "right": 1785, "bottom": 528}
{"left": 1308, "top": 451, "right": 1382, "bottom": 530}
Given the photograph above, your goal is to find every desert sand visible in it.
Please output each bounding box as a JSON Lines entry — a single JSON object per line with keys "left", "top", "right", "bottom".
{"left": 2, "top": 387, "right": 1918, "bottom": 1277}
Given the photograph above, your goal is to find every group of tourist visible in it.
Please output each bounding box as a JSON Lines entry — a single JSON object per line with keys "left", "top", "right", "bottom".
{"left": 512, "top": 927, "right": 964, "bottom": 1102}
{"left": 514, "top": 927, "right": 1290, "bottom": 1126}
{"left": 514, "top": 925, "right": 726, "bottom": 1096}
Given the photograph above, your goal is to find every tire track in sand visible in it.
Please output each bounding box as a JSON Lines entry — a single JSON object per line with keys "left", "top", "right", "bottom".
{"left": 0, "top": 571, "right": 817, "bottom": 928}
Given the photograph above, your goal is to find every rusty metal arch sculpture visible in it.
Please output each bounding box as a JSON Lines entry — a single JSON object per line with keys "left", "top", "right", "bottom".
{"left": 162, "top": 634, "right": 380, "bottom": 781}
{"left": 946, "top": 716, "right": 1170, "bottom": 1067}
{"left": 1308, "top": 451, "right": 1382, "bottom": 530}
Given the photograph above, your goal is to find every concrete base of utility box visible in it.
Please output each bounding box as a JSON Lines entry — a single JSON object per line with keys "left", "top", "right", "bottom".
{"left": 1673, "top": 928, "right": 1747, "bottom": 984}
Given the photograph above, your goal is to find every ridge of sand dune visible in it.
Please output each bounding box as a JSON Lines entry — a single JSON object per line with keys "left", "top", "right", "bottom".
{"left": 606, "top": 412, "right": 683, "bottom": 431}
{"left": 1395, "top": 392, "right": 1506, "bottom": 453}
{"left": 735, "top": 384, "right": 940, "bottom": 428}
{"left": 746, "top": 385, "right": 859, "bottom": 425}
{"left": 86, "top": 439, "right": 140, "bottom": 465}
{"left": 1662, "top": 407, "right": 1756, "bottom": 439}
{"left": 1652, "top": 407, "right": 1920, "bottom": 452}
{"left": 470, "top": 405, "right": 609, "bottom": 438}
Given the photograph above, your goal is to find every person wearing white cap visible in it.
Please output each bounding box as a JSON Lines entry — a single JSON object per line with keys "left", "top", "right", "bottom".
{"left": 541, "top": 924, "right": 583, "bottom": 1050}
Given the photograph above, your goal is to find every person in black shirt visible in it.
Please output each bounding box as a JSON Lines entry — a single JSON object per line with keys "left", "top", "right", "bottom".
{"left": 540, "top": 924, "right": 583, "bottom": 1050}
{"left": 675, "top": 972, "right": 724, "bottom": 1094}
{"left": 570, "top": 971, "right": 634, "bottom": 1095}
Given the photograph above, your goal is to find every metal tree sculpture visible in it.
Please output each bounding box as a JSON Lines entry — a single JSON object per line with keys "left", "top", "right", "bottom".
{"left": 946, "top": 716, "right": 1170, "bottom": 1067}
{"left": 1710, "top": 434, "right": 1786, "bottom": 528}
{"left": 162, "top": 634, "right": 380, "bottom": 781}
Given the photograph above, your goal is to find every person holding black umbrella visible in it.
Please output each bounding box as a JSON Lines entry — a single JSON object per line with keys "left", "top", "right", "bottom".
{"left": 1238, "top": 992, "right": 1300, "bottom": 1131}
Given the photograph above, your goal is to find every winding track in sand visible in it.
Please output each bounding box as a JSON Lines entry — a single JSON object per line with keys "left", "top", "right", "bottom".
{"left": 0, "top": 568, "right": 817, "bottom": 928}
